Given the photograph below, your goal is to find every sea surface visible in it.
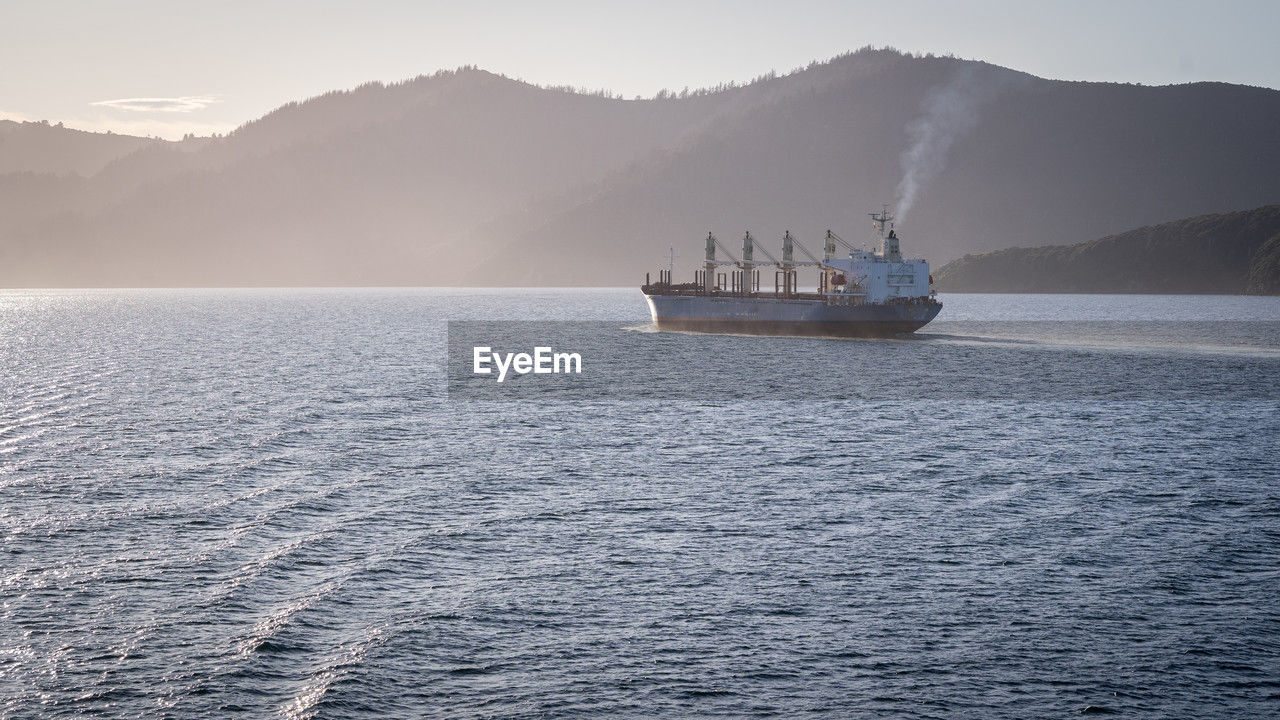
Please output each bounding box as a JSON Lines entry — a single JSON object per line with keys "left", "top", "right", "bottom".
{"left": 1, "top": 289, "right": 1278, "bottom": 719}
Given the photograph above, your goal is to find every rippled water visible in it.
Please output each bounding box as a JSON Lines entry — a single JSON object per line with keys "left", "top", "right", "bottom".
{"left": 1, "top": 289, "right": 1278, "bottom": 719}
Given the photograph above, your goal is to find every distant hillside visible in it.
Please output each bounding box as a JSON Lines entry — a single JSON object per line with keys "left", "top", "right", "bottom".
{"left": 934, "top": 205, "right": 1280, "bottom": 295}
{"left": 3, "top": 49, "right": 1280, "bottom": 286}
{"left": 0, "top": 120, "right": 160, "bottom": 176}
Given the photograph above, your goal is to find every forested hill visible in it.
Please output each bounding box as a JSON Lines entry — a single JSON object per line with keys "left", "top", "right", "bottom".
{"left": 933, "top": 205, "right": 1280, "bottom": 295}
{"left": 0, "top": 119, "right": 162, "bottom": 176}
{"left": 3, "top": 48, "right": 1280, "bottom": 286}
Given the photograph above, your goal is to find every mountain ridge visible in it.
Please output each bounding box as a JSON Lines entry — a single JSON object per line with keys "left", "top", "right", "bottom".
{"left": 2, "top": 48, "right": 1278, "bottom": 287}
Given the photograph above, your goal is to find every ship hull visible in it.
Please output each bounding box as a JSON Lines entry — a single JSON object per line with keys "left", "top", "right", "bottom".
{"left": 644, "top": 293, "right": 942, "bottom": 338}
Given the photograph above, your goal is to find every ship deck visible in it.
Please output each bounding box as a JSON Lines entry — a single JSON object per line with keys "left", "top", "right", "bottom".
{"left": 640, "top": 283, "right": 940, "bottom": 307}
{"left": 641, "top": 283, "right": 831, "bottom": 302}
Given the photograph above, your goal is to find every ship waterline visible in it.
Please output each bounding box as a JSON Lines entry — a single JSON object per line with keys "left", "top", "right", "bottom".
{"left": 645, "top": 293, "right": 942, "bottom": 337}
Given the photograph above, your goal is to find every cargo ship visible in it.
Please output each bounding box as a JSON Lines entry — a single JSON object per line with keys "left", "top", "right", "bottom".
{"left": 641, "top": 208, "right": 941, "bottom": 337}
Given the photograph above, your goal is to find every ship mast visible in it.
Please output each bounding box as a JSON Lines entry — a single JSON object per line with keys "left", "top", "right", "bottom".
{"left": 869, "top": 204, "right": 893, "bottom": 238}
{"left": 704, "top": 233, "right": 716, "bottom": 293}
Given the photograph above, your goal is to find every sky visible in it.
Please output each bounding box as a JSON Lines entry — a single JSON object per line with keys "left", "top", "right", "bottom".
{"left": 2, "top": 0, "right": 1277, "bottom": 140}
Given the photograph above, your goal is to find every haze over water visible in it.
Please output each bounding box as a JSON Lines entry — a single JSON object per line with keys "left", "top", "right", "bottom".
{"left": 2, "top": 289, "right": 1278, "bottom": 718}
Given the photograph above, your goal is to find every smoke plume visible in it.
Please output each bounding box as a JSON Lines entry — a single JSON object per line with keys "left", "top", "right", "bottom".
{"left": 895, "top": 65, "right": 1020, "bottom": 223}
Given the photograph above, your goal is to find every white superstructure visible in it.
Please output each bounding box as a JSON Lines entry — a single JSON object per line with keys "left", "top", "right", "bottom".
{"left": 820, "top": 207, "right": 932, "bottom": 304}
{"left": 825, "top": 245, "right": 931, "bottom": 304}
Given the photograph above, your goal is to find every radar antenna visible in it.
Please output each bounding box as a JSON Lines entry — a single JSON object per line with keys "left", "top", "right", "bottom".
{"left": 869, "top": 204, "right": 894, "bottom": 238}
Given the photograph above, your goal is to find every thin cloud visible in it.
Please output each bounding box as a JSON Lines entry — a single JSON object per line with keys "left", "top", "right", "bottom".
{"left": 91, "top": 95, "right": 221, "bottom": 113}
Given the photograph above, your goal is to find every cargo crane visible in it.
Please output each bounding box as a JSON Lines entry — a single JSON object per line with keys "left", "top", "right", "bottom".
{"left": 650, "top": 229, "right": 867, "bottom": 297}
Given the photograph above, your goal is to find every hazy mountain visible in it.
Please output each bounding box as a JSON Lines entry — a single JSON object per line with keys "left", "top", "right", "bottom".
{"left": 475, "top": 57, "right": 1280, "bottom": 285}
{"left": 933, "top": 204, "right": 1280, "bottom": 294}
{"left": 0, "top": 120, "right": 160, "bottom": 176}
{"left": 2, "top": 49, "right": 1279, "bottom": 287}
